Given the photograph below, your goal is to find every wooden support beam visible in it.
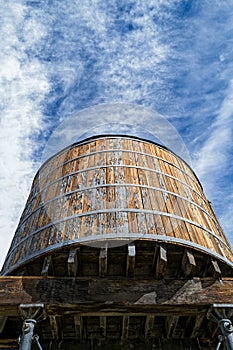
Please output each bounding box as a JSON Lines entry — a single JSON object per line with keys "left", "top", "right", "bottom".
{"left": 49, "top": 316, "right": 60, "bottom": 340}
{"left": 0, "top": 317, "right": 7, "bottom": 334}
{"left": 210, "top": 259, "right": 222, "bottom": 278}
{"left": 0, "top": 339, "right": 19, "bottom": 348}
{"left": 210, "top": 323, "right": 219, "bottom": 340}
{"left": 203, "top": 259, "right": 222, "bottom": 278}
{"left": 121, "top": 316, "right": 129, "bottom": 340}
{"left": 99, "top": 246, "right": 108, "bottom": 277}
{"left": 165, "top": 315, "right": 179, "bottom": 338}
{"left": 144, "top": 315, "right": 154, "bottom": 339}
{"left": 74, "top": 315, "right": 83, "bottom": 339}
{"left": 0, "top": 339, "right": 19, "bottom": 350}
{"left": 191, "top": 314, "right": 205, "bottom": 338}
{"left": 181, "top": 250, "right": 196, "bottom": 277}
{"left": 68, "top": 248, "right": 79, "bottom": 277}
{"left": 41, "top": 255, "right": 53, "bottom": 277}
{"left": 126, "top": 243, "right": 136, "bottom": 277}
{"left": 153, "top": 245, "right": 167, "bottom": 278}
{"left": 0, "top": 277, "right": 232, "bottom": 317}
{"left": 100, "top": 316, "right": 107, "bottom": 337}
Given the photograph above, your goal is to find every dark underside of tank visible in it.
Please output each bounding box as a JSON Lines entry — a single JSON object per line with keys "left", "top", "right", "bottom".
{"left": 6, "top": 240, "right": 233, "bottom": 278}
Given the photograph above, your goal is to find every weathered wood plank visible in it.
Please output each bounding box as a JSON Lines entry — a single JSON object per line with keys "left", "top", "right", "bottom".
{"left": 4, "top": 137, "right": 233, "bottom": 278}
{"left": 46, "top": 306, "right": 207, "bottom": 318}
{"left": 0, "top": 277, "right": 232, "bottom": 313}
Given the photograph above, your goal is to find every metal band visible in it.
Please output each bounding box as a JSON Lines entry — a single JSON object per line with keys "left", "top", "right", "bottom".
{"left": 19, "top": 183, "right": 219, "bottom": 231}
{"left": 5, "top": 207, "right": 231, "bottom": 259}
{"left": 39, "top": 147, "right": 197, "bottom": 185}
{"left": 27, "top": 164, "right": 208, "bottom": 213}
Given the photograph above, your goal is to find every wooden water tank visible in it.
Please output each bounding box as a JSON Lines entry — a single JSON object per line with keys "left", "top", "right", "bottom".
{"left": 2, "top": 135, "right": 233, "bottom": 276}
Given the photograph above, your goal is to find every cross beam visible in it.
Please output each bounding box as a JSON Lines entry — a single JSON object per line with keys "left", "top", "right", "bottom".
{"left": 0, "top": 277, "right": 232, "bottom": 317}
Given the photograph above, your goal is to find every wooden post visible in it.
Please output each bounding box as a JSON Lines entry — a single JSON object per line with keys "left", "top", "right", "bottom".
{"left": 181, "top": 250, "right": 196, "bottom": 277}
{"left": 68, "top": 248, "right": 79, "bottom": 277}
{"left": 41, "top": 256, "right": 53, "bottom": 277}
{"left": 100, "top": 316, "right": 107, "bottom": 337}
{"left": 99, "top": 246, "right": 108, "bottom": 277}
{"left": 126, "top": 243, "right": 136, "bottom": 277}
{"left": 121, "top": 316, "right": 129, "bottom": 340}
{"left": 144, "top": 316, "right": 154, "bottom": 339}
{"left": 74, "top": 315, "right": 83, "bottom": 339}
{"left": 153, "top": 245, "right": 167, "bottom": 278}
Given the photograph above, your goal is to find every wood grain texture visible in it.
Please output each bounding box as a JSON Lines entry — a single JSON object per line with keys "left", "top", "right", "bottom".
{"left": 0, "top": 277, "right": 232, "bottom": 316}
{"left": 2, "top": 136, "right": 233, "bottom": 275}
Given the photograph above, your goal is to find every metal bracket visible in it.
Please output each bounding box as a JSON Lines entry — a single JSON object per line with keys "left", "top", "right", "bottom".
{"left": 33, "top": 334, "right": 43, "bottom": 350}
{"left": 208, "top": 304, "right": 233, "bottom": 350}
{"left": 19, "top": 304, "right": 46, "bottom": 322}
{"left": 18, "top": 304, "right": 46, "bottom": 350}
{"left": 216, "top": 335, "right": 224, "bottom": 350}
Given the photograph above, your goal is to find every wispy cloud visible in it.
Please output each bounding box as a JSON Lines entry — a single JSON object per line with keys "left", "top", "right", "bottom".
{"left": 40, "top": 1, "right": 172, "bottom": 118}
{"left": 0, "top": 0, "right": 233, "bottom": 269}
{"left": 193, "top": 80, "right": 233, "bottom": 240}
{"left": 0, "top": 0, "right": 174, "bottom": 268}
{"left": 150, "top": 0, "right": 233, "bottom": 244}
{"left": 0, "top": 2, "right": 50, "bottom": 266}
{"left": 194, "top": 80, "right": 233, "bottom": 179}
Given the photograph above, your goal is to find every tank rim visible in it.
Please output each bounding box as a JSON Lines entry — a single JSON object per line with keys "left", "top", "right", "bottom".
{"left": 1, "top": 234, "right": 233, "bottom": 276}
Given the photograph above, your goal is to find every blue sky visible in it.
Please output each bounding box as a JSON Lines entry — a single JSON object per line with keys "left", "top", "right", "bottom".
{"left": 0, "top": 0, "right": 232, "bottom": 267}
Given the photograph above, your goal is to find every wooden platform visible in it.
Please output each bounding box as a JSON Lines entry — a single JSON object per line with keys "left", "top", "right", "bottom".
{"left": 0, "top": 276, "right": 232, "bottom": 349}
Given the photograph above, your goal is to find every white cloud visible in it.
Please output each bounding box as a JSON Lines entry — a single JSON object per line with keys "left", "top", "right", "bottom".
{"left": 1, "top": 0, "right": 233, "bottom": 272}
{"left": 193, "top": 80, "right": 233, "bottom": 244}
{"left": 0, "top": 2, "right": 50, "bottom": 268}
{"left": 96, "top": 3, "right": 169, "bottom": 105}
{"left": 193, "top": 79, "right": 233, "bottom": 177}
{"left": 0, "top": 0, "right": 171, "bottom": 269}
{"left": 219, "top": 194, "right": 233, "bottom": 242}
